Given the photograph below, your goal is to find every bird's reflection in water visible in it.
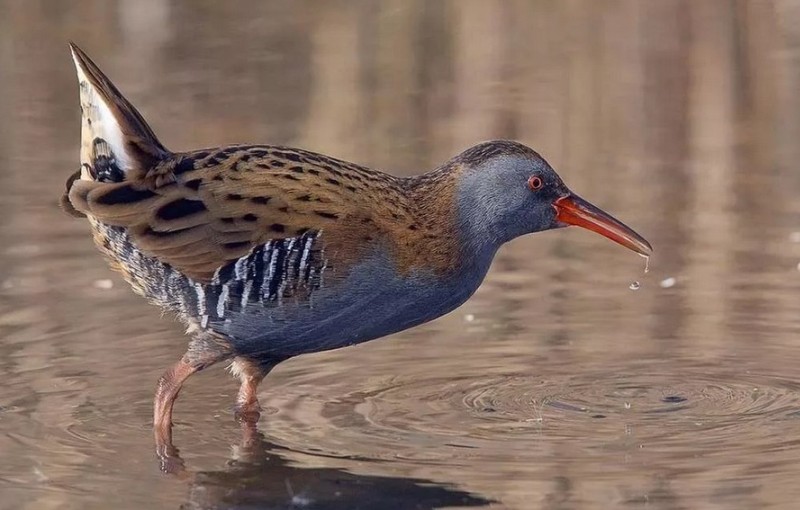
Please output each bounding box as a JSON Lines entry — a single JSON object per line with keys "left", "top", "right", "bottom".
{"left": 172, "top": 422, "right": 493, "bottom": 510}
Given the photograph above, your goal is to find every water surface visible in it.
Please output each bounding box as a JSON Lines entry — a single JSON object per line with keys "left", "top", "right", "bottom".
{"left": 2, "top": 1, "right": 800, "bottom": 509}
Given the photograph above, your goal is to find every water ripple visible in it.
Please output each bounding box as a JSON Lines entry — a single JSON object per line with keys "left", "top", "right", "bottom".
{"left": 263, "top": 359, "right": 800, "bottom": 471}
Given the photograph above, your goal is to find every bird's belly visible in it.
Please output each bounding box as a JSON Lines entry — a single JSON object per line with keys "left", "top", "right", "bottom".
{"left": 91, "top": 223, "right": 492, "bottom": 359}
{"left": 218, "top": 252, "right": 490, "bottom": 358}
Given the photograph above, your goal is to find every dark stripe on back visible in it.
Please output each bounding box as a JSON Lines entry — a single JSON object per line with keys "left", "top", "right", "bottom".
{"left": 156, "top": 198, "right": 207, "bottom": 220}
{"left": 95, "top": 185, "right": 157, "bottom": 205}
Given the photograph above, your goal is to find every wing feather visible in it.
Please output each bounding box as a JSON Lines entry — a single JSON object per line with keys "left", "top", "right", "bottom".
{"left": 67, "top": 147, "right": 394, "bottom": 281}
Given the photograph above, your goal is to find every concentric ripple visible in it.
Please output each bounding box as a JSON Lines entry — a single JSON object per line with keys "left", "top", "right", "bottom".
{"left": 263, "top": 359, "right": 800, "bottom": 469}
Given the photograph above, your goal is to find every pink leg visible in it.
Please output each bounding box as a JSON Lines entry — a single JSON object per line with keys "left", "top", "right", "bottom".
{"left": 153, "top": 359, "right": 198, "bottom": 442}
{"left": 231, "top": 358, "right": 279, "bottom": 423}
{"left": 153, "top": 336, "right": 231, "bottom": 473}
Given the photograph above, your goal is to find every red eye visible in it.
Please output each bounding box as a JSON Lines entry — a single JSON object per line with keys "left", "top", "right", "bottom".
{"left": 528, "top": 176, "right": 544, "bottom": 191}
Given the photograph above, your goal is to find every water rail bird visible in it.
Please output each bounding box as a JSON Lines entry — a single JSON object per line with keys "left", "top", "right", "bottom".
{"left": 61, "top": 44, "right": 652, "bottom": 456}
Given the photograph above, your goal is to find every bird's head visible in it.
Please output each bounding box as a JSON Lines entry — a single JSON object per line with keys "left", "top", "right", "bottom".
{"left": 454, "top": 140, "right": 652, "bottom": 256}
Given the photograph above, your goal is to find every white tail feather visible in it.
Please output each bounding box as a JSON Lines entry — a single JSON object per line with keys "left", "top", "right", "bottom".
{"left": 69, "top": 43, "right": 169, "bottom": 182}
{"left": 72, "top": 53, "right": 132, "bottom": 178}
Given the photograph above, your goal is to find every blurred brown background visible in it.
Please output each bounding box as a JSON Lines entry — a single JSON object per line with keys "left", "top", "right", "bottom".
{"left": 2, "top": 1, "right": 800, "bottom": 509}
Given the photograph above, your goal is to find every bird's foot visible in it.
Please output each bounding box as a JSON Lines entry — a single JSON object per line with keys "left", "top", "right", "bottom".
{"left": 153, "top": 419, "right": 188, "bottom": 476}
{"left": 234, "top": 401, "right": 262, "bottom": 425}
{"left": 155, "top": 441, "right": 186, "bottom": 475}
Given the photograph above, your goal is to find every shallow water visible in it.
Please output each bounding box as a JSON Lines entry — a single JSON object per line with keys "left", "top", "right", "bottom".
{"left": 2, "top": 1, "right": 800, "bottom": 509}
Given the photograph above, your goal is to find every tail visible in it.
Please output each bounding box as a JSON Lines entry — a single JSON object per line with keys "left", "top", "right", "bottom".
{"left": 69, "top": 42, "right": 170, "bottom": 182}
{"left": 62, "top": 43, "right": 171, "bottom": 217}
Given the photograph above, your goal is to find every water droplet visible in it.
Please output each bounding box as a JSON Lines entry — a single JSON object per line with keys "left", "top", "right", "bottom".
{"left": 32, "top": 467, "right": 49, "bottom": 483}
{"left": 291, "top": 495, "right": 313, "bottom": 508}
{"left": 659, "top": 277, "right": 676, "bottom": 288}
{"left": 639, "top": 253, "right": 650, "bottom": 274}
{"left": 93, "top": 279, "right": 114, "bottom": 290}
{"left": 464, "top": 314, "right": 475, "bottom": 323}
{"left": 629, "top": 281, "right": 641, "bottom": 291}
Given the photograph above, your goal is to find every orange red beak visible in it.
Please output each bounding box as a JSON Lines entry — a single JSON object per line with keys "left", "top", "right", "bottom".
{"left": 553, "top": 195, "right": 652, "bottom": 256}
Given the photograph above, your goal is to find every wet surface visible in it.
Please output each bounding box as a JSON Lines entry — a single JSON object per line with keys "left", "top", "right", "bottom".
{"left": 2, "top": 1, "right": 800, "bottom": 508}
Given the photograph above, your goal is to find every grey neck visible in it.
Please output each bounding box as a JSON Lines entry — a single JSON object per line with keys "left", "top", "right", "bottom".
{"left": 453, "top": 170, "right": 516, "bottom": 262}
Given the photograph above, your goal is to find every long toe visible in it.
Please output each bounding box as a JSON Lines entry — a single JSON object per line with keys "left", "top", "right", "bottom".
{"left": 154, "top": 436, "right": 186, "bottom": 475}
